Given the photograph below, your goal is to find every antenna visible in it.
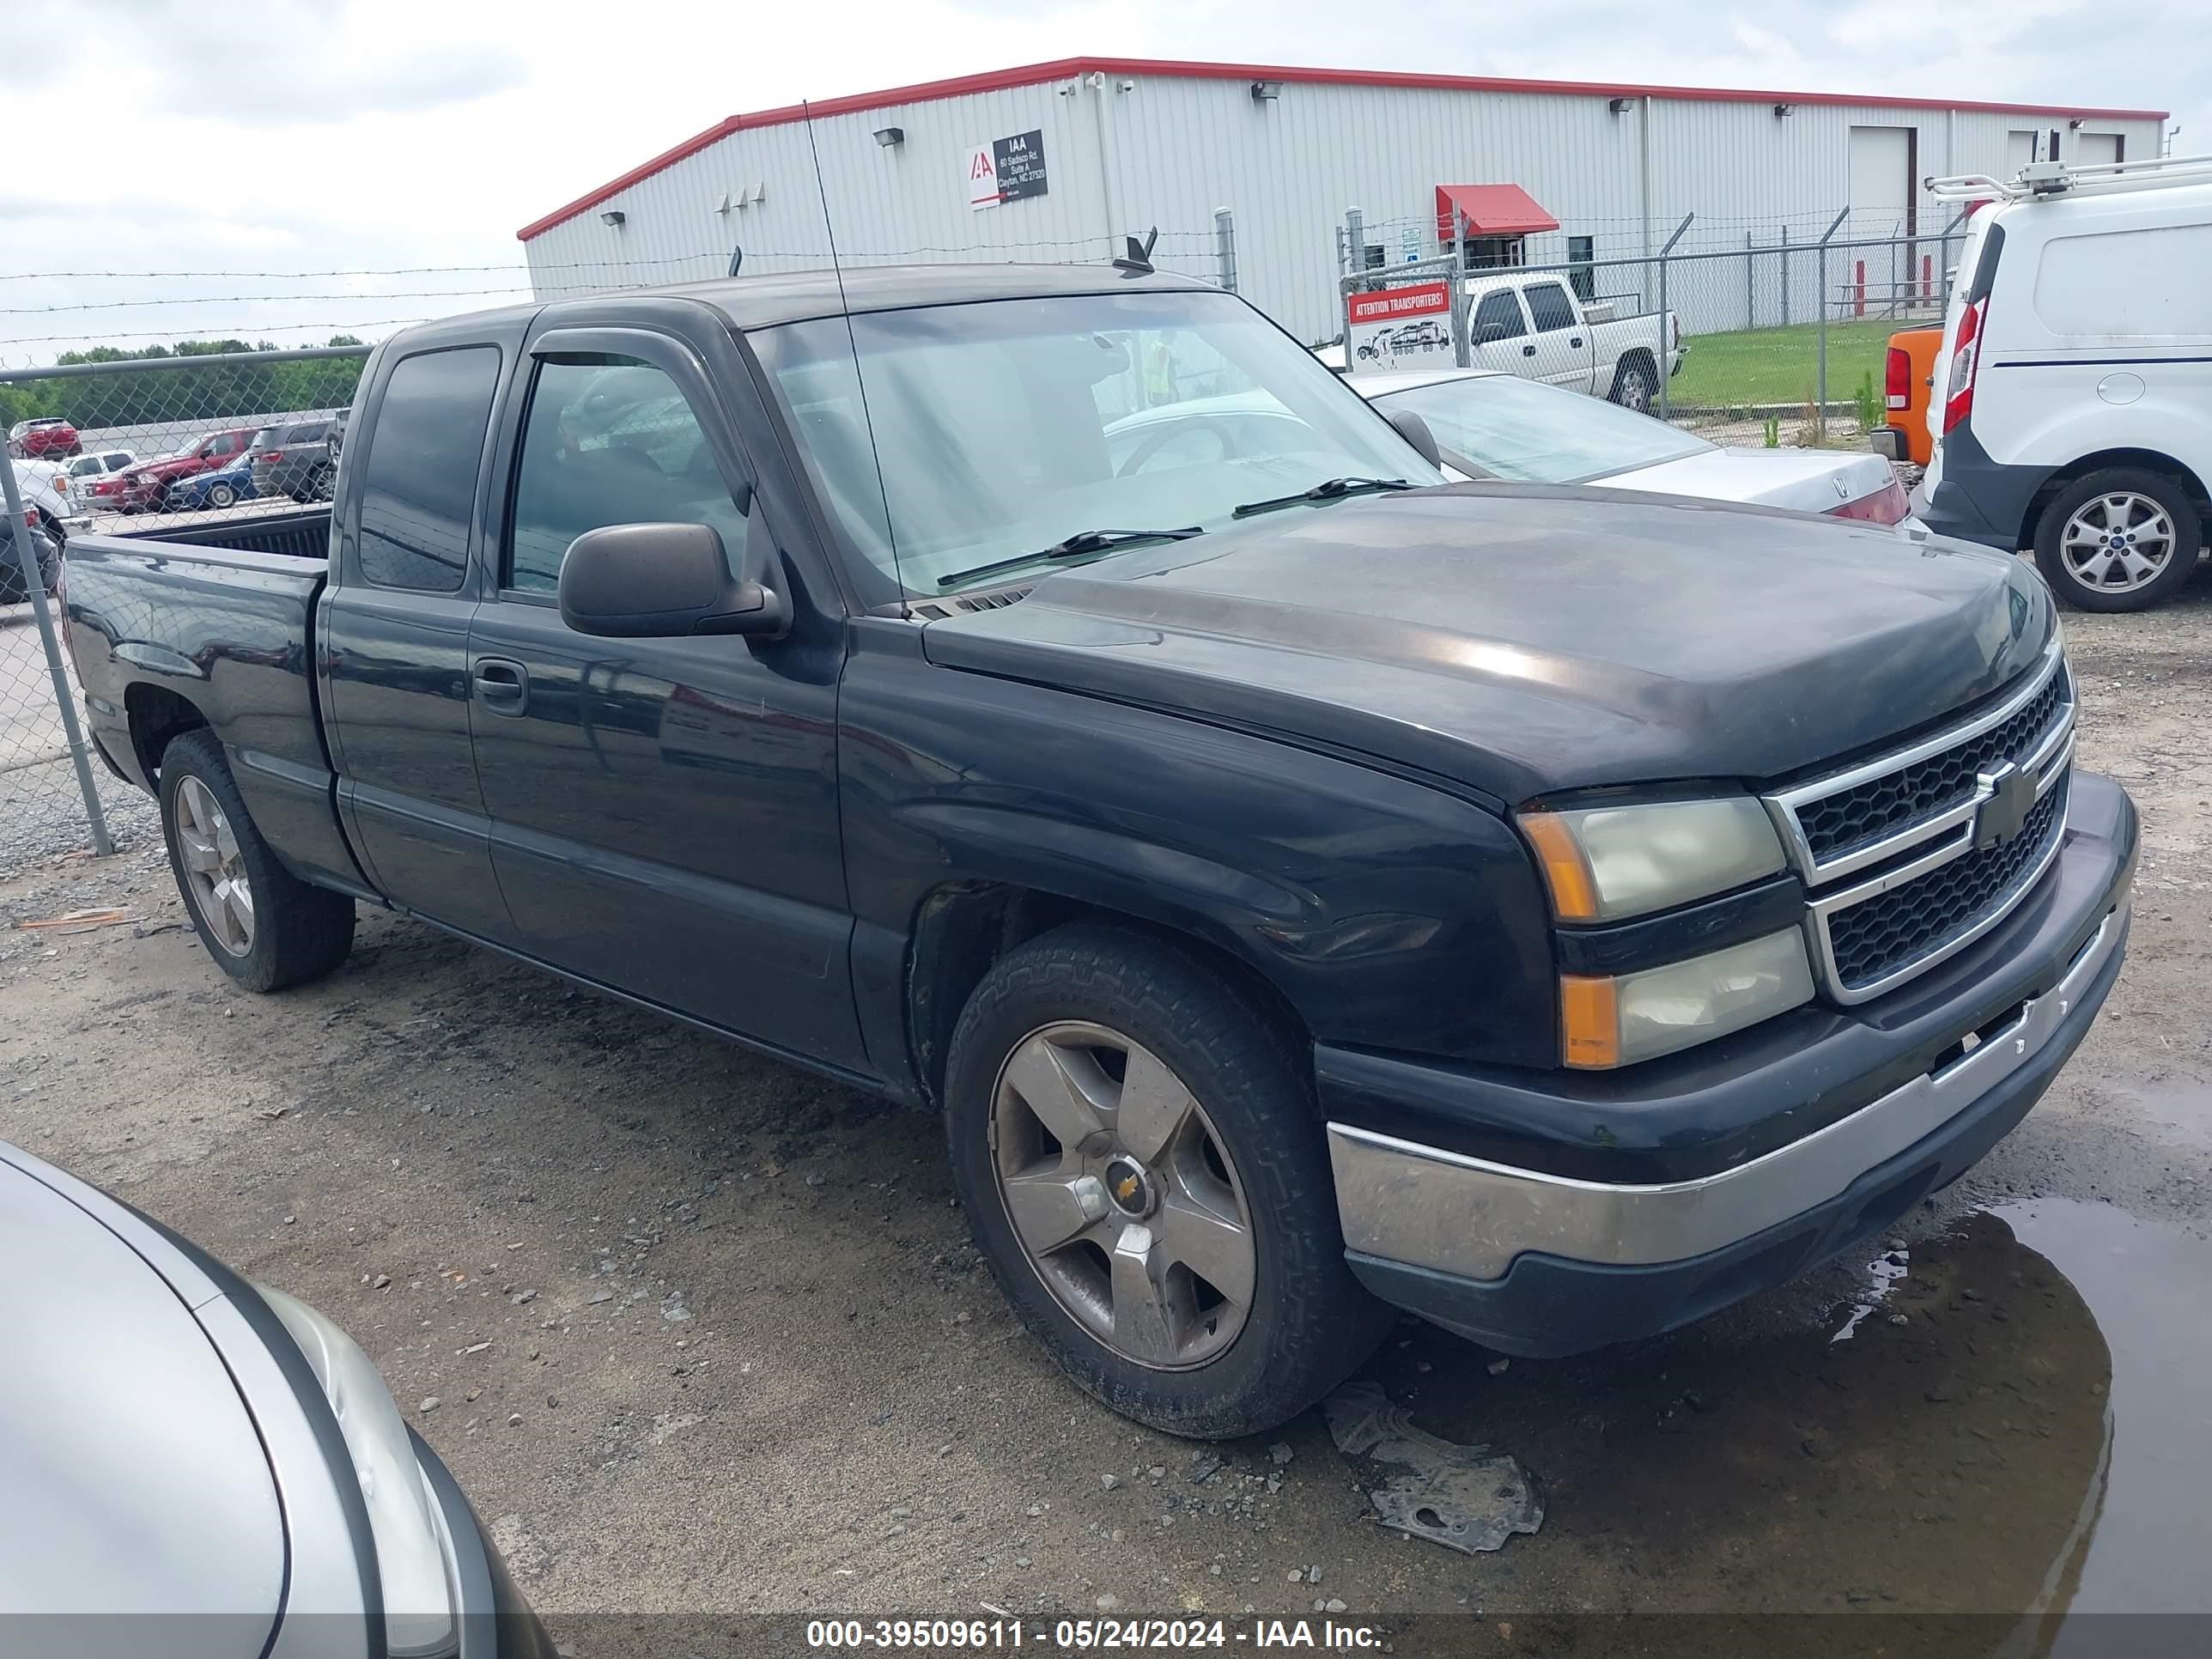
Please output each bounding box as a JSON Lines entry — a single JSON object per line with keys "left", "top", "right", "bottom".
{"left": 800, "top": 99, "right": 904, "bottom": 606}
{"left": 1113, "top": 228, "right": 1160, "bottom": 275}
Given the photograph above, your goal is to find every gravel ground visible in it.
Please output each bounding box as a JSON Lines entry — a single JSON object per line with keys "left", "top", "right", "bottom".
{"left": 3, "top": 562, "right": 2209, "bottom": 1653}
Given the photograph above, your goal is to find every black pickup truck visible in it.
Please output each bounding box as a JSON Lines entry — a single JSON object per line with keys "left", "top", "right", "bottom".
{"left": 59, "top": 264, "right": 2135, "bottom": 1437}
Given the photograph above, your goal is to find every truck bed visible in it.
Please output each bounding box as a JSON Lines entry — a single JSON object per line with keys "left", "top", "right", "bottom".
{"left": 61, "top": 507, "right": 361, "bottom": 892}
{"left": 92, "top": 505, "right": 331, "bottom": 564}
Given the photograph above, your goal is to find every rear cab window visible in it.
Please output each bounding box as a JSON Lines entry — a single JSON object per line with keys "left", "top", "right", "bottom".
{"left": 355, "top": 345, "right": 502, "bottom": 592}
{"left": 1524, "top": 283, "right": 1578, "bottom": 333}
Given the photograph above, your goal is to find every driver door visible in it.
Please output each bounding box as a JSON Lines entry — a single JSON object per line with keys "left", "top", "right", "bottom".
{"left": 1468, "top": 289, "right": 1534, "bottom": 375}
{"left": 465, "top": 323, "right": 865, "bottom": 1070}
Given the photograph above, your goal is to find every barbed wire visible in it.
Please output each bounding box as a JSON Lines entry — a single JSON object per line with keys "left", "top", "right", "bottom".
{"left": 0, "top": 288, "right": 538, "bottom": 317}
{"left": 0, "top": 233, "right": 1226, "bottom": 288}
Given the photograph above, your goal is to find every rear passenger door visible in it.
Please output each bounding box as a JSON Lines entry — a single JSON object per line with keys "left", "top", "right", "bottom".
{"left": 1520, "top": 281, "right": 1594, "bottom": 392}
{"left": 465, "top": 318, "right": 865, "bottom": 1071}
{"left": 319, "top": 328, "right": 521, "bottom": 942}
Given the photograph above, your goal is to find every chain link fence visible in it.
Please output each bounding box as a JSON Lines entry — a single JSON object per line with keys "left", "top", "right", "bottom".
{"left": 2, "top": 346, "right": 371, "bottom": 872}
{"left": 1336, "top": 208, "right": 1972, "bottom": 453}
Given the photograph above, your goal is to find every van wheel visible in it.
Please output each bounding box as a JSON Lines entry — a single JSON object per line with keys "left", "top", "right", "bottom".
{"left": 1609, "top": 357, "right": 1656, "bottom": 414}
{"left": 2033, "top": 469, "right": 2203, "bottom": 611}
{"left": 158, "top": 729, "right": 355, "bottom": 992}
{"left": 944, "top": 922, "right": 1389, "bottom": 1438}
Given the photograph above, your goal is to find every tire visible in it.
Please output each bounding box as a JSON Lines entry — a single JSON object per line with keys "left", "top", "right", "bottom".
{"left": 2033, "top": 468, "right": 2203, "bottom": 612}
{"left": 206, "top": 483, "right": 236, "bottom": 509}
{"left": 158, "top": 729, "right": 355, "bottom": 992}
{"left": 1608, "top": 356, "right": 1656, "bottom": 415}
{"left": 944, "top": 922, "right": 1389, "bottom": 1437}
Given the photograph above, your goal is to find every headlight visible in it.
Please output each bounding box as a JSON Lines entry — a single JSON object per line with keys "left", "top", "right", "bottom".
{"left": 258, "top": 1284, "right": 459, "bottom": 1659}
{"left": 1520, "top": 797, "right": 1786, "bottom": 921}
{"left": 1562, "top": 927, "right": 1815, "bottom": 1067}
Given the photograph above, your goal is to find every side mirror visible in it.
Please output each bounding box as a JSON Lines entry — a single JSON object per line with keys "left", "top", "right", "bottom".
{"left": 557, "top": 521, "right": 787, "bottom": 639}
{"left": 1383, "top": 408, "right": 1443, "bottom": 471}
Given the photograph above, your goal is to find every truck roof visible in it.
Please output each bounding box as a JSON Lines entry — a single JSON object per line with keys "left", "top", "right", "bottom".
{"left": 390, "top": 263, "right": 1216, "bottom": 356}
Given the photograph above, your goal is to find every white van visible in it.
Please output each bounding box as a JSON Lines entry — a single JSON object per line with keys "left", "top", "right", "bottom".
{"left": 1920, "top": 155, "right": 2212, "bottom": 611}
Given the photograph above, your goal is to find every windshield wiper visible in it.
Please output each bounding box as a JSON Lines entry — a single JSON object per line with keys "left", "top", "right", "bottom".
{"left": 1231, "top": 477, "right": 1413, "bottom": 519}
{"left": 936, "top": 526, "right": 1202, "bottom": 589}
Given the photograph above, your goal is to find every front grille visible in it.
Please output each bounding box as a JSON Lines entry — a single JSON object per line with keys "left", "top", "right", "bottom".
{"left": 1799, "top": 667, "right": 2069, "bottom": 862}
{"left": 1824, "top": 778, "right": 2068, "bottom": 990}
{"left": 1767, "top": 641, "right": 2075, "bottom": 1005}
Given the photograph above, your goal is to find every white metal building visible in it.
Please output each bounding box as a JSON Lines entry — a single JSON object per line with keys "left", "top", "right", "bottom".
{"left": 517, "top": 56, "right": 2165, "bottom": 344}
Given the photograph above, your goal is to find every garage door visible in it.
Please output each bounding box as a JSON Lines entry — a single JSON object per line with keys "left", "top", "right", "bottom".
{"left": 2075, "top": 132, "right": 2124, "bottom": 167}
{"left": 1849, "top": 126, "right": 1912, "bottom": 240}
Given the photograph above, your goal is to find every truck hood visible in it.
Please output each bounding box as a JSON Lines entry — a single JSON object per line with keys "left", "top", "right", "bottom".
{"left": 920, "top": 483, "right": 2052, "bottom": 804}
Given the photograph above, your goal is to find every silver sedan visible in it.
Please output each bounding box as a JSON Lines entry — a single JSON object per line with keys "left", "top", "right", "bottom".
{"left": 0, "top": 1139, "right": 554, "bottom": 1659}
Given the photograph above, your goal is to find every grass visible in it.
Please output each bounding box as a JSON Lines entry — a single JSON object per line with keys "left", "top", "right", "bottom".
{"left": 1669, "top": 319, "right": 1898, "bottom": 411}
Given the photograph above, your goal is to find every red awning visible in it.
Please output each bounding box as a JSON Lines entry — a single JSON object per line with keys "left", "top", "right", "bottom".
{"left": 1434, "top": 184, "right": 1559, "bottom": 241}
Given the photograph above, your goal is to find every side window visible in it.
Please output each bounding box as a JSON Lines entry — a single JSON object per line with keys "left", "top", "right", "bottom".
{"left": 1473, "top": 290, "right": 1528, "bottom": 341}
{"left": 506, "top": 354, "right": 749, "bottom": 596}
{"left": 356, "top": 344, "right": 501, "bottom": 592}
{"left": 1524, "top": 283, "right": 1577, "bottom": 332}
{"left": 289, "top": 422, "right": 328, "bottom": 443}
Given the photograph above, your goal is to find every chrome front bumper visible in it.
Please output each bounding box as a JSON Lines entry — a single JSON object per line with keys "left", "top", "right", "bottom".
{"left": 1327, "top": 899, "right": 2128, "bottom": 1283}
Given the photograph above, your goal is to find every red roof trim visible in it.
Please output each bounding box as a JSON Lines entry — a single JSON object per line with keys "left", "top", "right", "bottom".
{"left": 517, "top": 55, "right": 2170, "bottom": 240}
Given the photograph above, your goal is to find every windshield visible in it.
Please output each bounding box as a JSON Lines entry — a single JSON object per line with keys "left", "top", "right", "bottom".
{"left": 1371, "top": 374, "right": 1711, "bottom": 483}
{"left": 753, "top": 289, "right": 1442, "bottom": 600}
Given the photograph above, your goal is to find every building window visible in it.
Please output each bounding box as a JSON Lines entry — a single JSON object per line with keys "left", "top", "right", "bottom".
{"left": 1362, "top": 244, "right": 1387, "bottom": 271}
{"left": 1457, "top": 235, "right": 1526, "bottom": 270}
{"left": 1568, "top": 236, "right": 1595, "bottom": 302}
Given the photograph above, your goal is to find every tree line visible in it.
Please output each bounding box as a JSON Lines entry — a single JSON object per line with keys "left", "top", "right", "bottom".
{"left": 2, "top": 337, "right": 368, "bottom": 438}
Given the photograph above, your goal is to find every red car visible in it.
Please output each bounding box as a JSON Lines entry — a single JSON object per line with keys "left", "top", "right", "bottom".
{"left": 112, "top": 427, "right": 258, "bottom": 512}
{"left": 8, "top": 417, "right": 81, "bottom": 459}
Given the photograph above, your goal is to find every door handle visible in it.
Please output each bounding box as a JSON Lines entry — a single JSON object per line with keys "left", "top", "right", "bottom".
{"left": 1522, "top": 343, "right": 1537, "bottom": 356}
{"left": 471, "top": 657, "right": 528, "bottom": 716}
{"left": 1570, "top": 337, "right": 1584, "bottom": 348}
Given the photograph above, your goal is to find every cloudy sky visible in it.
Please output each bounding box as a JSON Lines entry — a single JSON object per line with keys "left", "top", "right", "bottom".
{"left": 2, "top": 0, "right": 2195, "bottom": 364}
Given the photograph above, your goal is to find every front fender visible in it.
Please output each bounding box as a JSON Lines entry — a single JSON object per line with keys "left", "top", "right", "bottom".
{"left": 838, "top": 624, "right": 1559, "bottom": 1088}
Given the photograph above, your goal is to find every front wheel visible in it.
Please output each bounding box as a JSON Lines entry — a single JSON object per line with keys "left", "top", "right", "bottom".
{"left": 205, "top": 482, "right": 237, "bottom": 509}
{"left": 1608, "top": 357, "right": 1656, "bottom": 414}
{"left": 944, "top": 923, "right": 1389, "bottom": 1437}
{"left": 2033, "top": 468, "right": 2203, "bottom": 612}
{"left": 159, "top": 729, "right": 355, "bottom": 991}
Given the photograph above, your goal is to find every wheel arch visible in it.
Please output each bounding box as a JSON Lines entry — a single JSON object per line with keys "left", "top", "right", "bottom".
{"left": 906, "top": 879, "right": 1309, "bottom": 1113}
{"left": 1610, "top": 348, "right": 1658, "bottom": 399}
{"left": 2021, "top": 448, "right": 2212, "bottom": 548}
{"left": 124, "top": 682, "right": 210, "bottom": 787}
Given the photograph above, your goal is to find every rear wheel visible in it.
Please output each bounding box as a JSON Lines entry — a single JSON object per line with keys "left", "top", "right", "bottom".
{"left": 2033, "top": 468, "right": 2203, "bottom": 612}
{"left": 944, "top": 922, "right": 1389, "bottom": 1437}
{"left": 159, "top": 729, "right": 355, "bottom": 991}
{"left": 1609, "top": 356, "right": 1656, "bottom": 414}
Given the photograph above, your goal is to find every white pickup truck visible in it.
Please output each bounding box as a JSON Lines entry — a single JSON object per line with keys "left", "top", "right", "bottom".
{"left": 1462, "top": 271, "right": 1682, "bottom": 412}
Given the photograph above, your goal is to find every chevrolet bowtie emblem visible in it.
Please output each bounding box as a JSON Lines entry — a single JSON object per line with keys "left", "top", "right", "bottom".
{"left": 1114, "top": 1173, "right": 1141, "bottom": 1203}
{"left": 1974, "top": 762, "right": 2037, "bottom": 852}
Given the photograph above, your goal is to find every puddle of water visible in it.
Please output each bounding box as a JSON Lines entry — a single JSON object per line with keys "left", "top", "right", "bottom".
{"left": 2097, "top": 1079, "right": 2212, "bottom": 1152}
{"left": 1361, "top": 1197, "right": 2212, "bottom": 1644}
{"left": 1998, "top": 1198, "right": 2212, "bottom": 1626}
